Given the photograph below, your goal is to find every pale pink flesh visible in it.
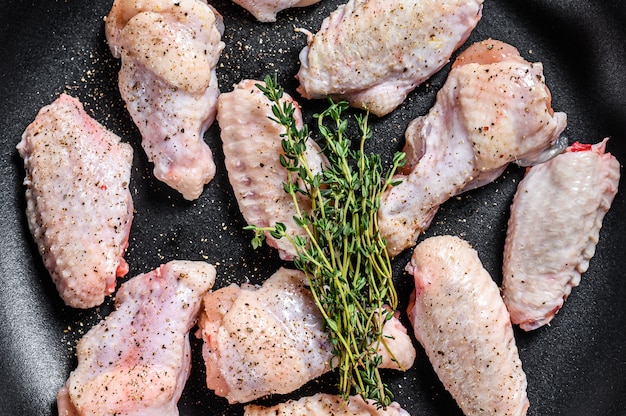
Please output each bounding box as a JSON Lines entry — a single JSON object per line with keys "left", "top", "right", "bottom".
{"left": 296, "top": 0, "right": 485, "bottom": 116}
{"left": 105, "top": 0, "right": 225, "bottom": 200}
{"left": 407, "top": 236, "right": 529, "bottom": 416}
{"left": 379, "top": 39, "right": 567, "bottom": 257}
{"left": 16, "top": 94, "right": 133, "bottom": 309}
{"left": 197, "top": 267, "right": 416, "bottom": 404}
{"left": 57, "top": 261, "right": 216, "bottom": 415}
{"left": 502, "top": 139, "right": 620, "bottom": 331}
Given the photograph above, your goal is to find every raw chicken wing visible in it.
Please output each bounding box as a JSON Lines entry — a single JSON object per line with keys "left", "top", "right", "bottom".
{"left": 16, "top": 94, "right": 133, "bottom": 309}
{"left": 502, "top": 139, "right": 620, "bottom": 331}
{"left": 105, "top": 0, "right": 225, "bottom": 200}
{"left": 244, "top": 393, "right": 409, "bottom": 416}
{"left": 407, "top": 235, "right": 529, "bottom": 416}
{"left": 217, "top": 79, "right": 326, "bottom": 260}
{"left": 57, "top": 260, "right": 216, "bottom": 415}
{"left": 231, "top": 0, "right": 321, "bottom": 22}
{"left": 296, "top": 0, "right": 484, "bottom": 116}
{"left": 197, "top": 267, "right": 415, "bottom": 403}
{"left": 379, "top": 39, "right": 568, "bottom": 256}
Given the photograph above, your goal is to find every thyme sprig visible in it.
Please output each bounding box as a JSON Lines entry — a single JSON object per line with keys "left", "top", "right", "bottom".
{"left": 246, "top": 74, "right": 405, "bottom": 407}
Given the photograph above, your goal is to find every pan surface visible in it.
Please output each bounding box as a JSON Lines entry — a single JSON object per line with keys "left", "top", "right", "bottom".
{"left": 0, "top": 0, "right": 625, "bottom": 415}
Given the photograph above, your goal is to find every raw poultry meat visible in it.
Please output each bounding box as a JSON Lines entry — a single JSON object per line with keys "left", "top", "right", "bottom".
{"left": 296, "top": 0, "right": 484, "bottom": 116}
{"left": 379, "top": 39, "right": 568, "bottom": 257}
{"left": 502, "top": 139, "right": 620, "bottom": 331}
{"left": 197, "top": 267, "right": 329, "bottom": 403}
{"left": 406, "top": 235, "right": 529, "bottom": 416}
{"left": 56, "top": 260, "right": 216, "bottom": 415}
{"left": 217, "top": 79, "right": 326, "bottom": 260}
{"left": 196, "top": 267, "right": 415, "bottom": 404}
{"left": 244, "top": 392, "right": 409, "bottom": 415}
{"left": 16, "top": 94, "right": 133, "bottom": 309}
{"left": 105, "top": 0, "right": 225, "bottom": 200}
{"left": 231, "top": 0, "right": 321, "bottom": 22}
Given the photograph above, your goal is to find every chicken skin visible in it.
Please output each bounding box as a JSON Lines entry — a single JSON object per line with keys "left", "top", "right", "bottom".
{"left": 197, "top": 267, "right": 415, "bottom": 404}
{"left": 57, "top": 260, "right": 216, "bottom": 415}
{"left": 407, "top": 235, "right": 529, "bottom": 416}
{"left": 105, "top": 0, "right": 225, "bottom": 200}
{"left": 217, "top": 79, "right": 326, "bottom": 260}
{"left": 231, "top": 0, "right": 321, "bottom": 22}
{"left": 379, "top": 39, "right": 568, "bottom": 256}
{"left": 502, "top": 139, "right": 620, "bottom": 331}
{"left": 16, "top": 94, "right": 133, "bottom": 309}
{"left": 244, "top": 393, "right": 409, "bottom": 416}
{"left": 296, "top": 0, "right": 484, "bottom": 116}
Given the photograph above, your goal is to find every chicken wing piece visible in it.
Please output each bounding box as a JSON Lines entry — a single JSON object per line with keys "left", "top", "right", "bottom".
{"left": 379, "top": 39, "right": 568, "bottom": 257}
{"left": 244, "top": 393, "right": 409, "bottom": 416}
{"left": 56, "top": 260, "right": 216, "bottom": 416}
{"left": 16, "top": 94, "right": 133, "bottom": 309}
{"left": 407, "top": 235, "right": 529, "bottom": 416}
{"left": 296, "top": 0, "right": 484, "bottom": 116}
{"left": 196, "top": 267, "right": 415, "bottom": 404}
{"left": 217, "top": 79, "right": 326, "bottom": 260}
{"left": 105, "top": 0, "right": 225, "bottom": 200}
{"left": 502, "top": 139, "right": 620, "bottom": 331}
{"left": 231, "top": 0, "right": 321, "bottom": 22}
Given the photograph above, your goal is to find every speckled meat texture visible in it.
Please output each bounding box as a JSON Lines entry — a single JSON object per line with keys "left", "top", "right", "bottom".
{"left": 196, "top": 267, "right": 416, "bottom": 404}
{"left": 217, "top": 79, "right": 326, "bottom": 260}
{"left": 56, "top": 260, "right": 216, "bottom": 415}
{"left": 105, "top": 0, "right": 225, "bottom": 200}
{"left": 231, "top": 0, "right": 321, "bottom": 22}
{"left": 295, "top": 0, "right": 484, "bottom": 116}
{"left": 502, "top": 140, "right": 620, "bottom": 331}
{"left": 379, "top": 39, "right": 568, "bottom": 257}
{"left": 243, "top": 393, "right": 410, "bottom": 416}
{"left": 406, "top": 236, "right": 529, "bottom": 416}
{"left": 16, "top": 94, "right": 133, "bottom": 309}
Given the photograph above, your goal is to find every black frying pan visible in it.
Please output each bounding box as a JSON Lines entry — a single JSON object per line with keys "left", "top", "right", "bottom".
{"left": 1, "top": 1, "right": 625, "bottom": 415}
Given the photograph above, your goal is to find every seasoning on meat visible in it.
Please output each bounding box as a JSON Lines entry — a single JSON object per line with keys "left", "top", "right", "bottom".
{"left": 197, "top": 267, "right": 415, "bottom": 404}
{"left": 105, "top": 0, "right": 225, "bottom": 200}
{"left": 17, "top": 94, "right": 133, "bottom": 309}
{"left": 217, "top": 79, "right": 326, "bottom": 260}
{"left": 502, "top": 139, "right": 620, "bottom": 331}
{"left": 296, "top": 0, "right": 484, "bottom": 116}
{"left": 379, "top": 39, "right": 568, "bottom": 257}
{"left": 57, "top": 260, "right": 216, "bottom": 415}
{"left": 407, "top": 235, "right": 529, "bottom": 416}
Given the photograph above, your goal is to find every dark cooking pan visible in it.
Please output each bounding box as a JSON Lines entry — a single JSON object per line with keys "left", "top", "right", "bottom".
{"left": 0, "top": 0, "right": 624, "bottom": 415}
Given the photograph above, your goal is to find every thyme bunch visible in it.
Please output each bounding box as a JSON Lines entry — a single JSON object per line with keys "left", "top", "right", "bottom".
{"left": 246, "top": 75, "right": 405, "bottom": 407}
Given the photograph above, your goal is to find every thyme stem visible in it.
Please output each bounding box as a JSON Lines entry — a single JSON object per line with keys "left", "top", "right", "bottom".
{"left": 247, "top": 74, "right": 405, "bottom": 407}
